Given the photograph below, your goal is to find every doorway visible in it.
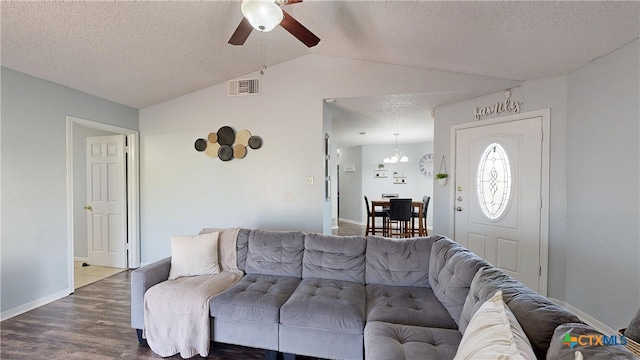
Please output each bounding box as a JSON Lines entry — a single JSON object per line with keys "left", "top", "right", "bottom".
{"left": 451, "top": 109, "right": 550, "bottom": 294}
{"left": 66, "top": 116, "right": 140, "bottom": 292}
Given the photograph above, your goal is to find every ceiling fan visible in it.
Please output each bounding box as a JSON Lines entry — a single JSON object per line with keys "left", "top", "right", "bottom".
{"left": 228, "top": 0, "right": 320, "bottom": 48}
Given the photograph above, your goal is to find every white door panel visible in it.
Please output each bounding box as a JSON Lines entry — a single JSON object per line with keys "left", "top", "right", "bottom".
{"left": 454, "top": 116, "right": 542, "bottom": 291}
{"left": 86, "top": 135, "right": 127, "bottom": 268}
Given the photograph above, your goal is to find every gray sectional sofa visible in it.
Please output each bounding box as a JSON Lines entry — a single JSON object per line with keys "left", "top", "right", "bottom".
{"left": 131, "top": 229, "right": 635, "bottom": 359}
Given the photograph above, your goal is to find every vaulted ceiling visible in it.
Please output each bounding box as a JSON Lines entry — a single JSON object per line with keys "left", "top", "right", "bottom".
{"left": 2, "top": 1, "right": 638, "bottom": 146}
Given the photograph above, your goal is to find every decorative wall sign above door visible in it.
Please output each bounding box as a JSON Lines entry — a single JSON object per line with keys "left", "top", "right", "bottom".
{"left": 474, "top": 90, "right": 523, "bottom": 121}
{"left": 194, "top": 126, "right": 262, "bottom": 161}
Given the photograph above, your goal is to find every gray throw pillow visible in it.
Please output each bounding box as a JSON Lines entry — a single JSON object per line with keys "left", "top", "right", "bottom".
{"left": 625, "top": 307, "right": 640, "bottom": 343}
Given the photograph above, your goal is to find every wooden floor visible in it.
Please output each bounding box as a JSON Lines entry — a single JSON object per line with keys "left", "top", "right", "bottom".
{"left": 0, "top": 271, "right": 303, "bottom": 360}
{"left": 336, "top": 220, "right": 366, "bottom": 236}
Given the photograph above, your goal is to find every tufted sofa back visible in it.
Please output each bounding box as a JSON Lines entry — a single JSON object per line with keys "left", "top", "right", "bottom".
{"left": 365, "top": 235, "right": 437, "bottom": 287}
{"left": 244, "top": 229, "right": 305, "bottom": 277}
{"left": 428, "top": 237, "right": 490, "bottom": 327}
{"left": 302, "top": 233, "right": 367, "bottom": 283}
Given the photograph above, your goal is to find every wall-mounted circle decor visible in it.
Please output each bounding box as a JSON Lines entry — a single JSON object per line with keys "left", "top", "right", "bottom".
{"left": 233, "top": 144, "right": 247, "bottom": 159}
{"left": 217, "top": 126, "right": 236, "bottom": 145}
{"left": 194, "top": 138, "right": 207, "bottom": 152}
{"left": 248, "top": 135, "right": 262, "bottom": 149}
{"left": 205, "top": 141, "right": 220, "bottom": 158}
{"left": 218, "top": 145, "right": 233, "bottom": 161}
{"left": 194, "top": 126, "right": 262, "bottom": 161}
{"left": 236, "top": 129, "right": 252, "bottom": 146}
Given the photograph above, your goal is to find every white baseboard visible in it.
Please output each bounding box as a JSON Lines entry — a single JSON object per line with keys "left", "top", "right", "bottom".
{"left": 549, "top": 297, "right": 616, "bottom": 335}
{"left": 74, "top": 257, "right": 89, "bottom": 263}
{"left": 1, "top": 289, "right": 71, "bottom": 322}
{"left": 338, "top": 218, "right": 366, "bottom": 226}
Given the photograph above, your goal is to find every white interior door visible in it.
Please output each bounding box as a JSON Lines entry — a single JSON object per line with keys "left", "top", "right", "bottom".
{"left": 86, "top": 135, "right": 127, "bottom": 268}
{"left": 454, "top": 116, "right": 543, "bottom": 292}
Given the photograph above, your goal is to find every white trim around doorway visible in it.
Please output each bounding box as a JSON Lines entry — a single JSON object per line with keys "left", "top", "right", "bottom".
{"left": 65, "top": 116, "right": 140, "bottom": 294}
{"left": 449, "top": 109, "right": 550, "bottom": 296}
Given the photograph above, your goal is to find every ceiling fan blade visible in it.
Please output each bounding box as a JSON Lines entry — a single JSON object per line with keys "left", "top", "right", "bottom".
{"left": 228, "top": 17, "right": 253, "bottom": 45}
{"left": 280, "top": 10, "right": 320, "bottom": 48}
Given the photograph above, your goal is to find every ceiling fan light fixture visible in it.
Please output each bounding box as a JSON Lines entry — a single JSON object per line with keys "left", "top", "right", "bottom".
{"left": 241, "top": 0, "right": 284, "bottom": 32}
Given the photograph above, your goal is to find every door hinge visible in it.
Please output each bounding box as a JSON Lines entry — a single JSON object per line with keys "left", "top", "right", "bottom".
{"left": 539, "top": 266, "right": 542, "bottom": 276}
{"left": 124, "top": 145, "right": 129, "bottom": 154}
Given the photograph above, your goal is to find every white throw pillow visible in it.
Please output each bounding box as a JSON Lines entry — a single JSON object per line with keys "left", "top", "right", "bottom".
{"left": 454, "top": 290, "right": 536, "bottom": 360}
{"left": 168, "top": 233, "right": 220, "bottom": 280}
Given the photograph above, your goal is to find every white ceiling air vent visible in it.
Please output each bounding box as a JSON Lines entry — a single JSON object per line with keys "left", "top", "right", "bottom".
{"left": 228, "top": 78, "right": 260, "bottom": 97}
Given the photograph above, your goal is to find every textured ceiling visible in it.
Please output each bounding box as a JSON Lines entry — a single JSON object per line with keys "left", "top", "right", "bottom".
{"left": 2, "top": 1, "right": 639, "bottom": 147}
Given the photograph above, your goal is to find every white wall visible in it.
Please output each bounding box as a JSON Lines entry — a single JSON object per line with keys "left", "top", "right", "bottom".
{"left": 434, "top": 39, "right": 639, "bottom": 328}
{"left": 1, "top": 67, "right": 138, "bottom": 317}
{"left": 139, "top": 54, "right": 519, "bottom": 264}
{"left": 565, "top": 39, "right": 639, "bottom": 328}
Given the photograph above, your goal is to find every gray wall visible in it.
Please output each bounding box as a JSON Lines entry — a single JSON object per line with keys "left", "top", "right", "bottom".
{"left": 434, "top": 39, "right": 639, "bottom": 328}
{"left": 73, "top": 125, "right": 118, "bottom": 259}
{"left": 565, "top": 39, "right": 639, "bottom": 328}
{"left": 1, "top": 67, "right": 138, "bottom": 315}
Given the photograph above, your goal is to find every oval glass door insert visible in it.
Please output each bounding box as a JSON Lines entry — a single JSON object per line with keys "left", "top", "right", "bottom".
{"left": 476, "top": 143, "right": 512, "bottom": 220}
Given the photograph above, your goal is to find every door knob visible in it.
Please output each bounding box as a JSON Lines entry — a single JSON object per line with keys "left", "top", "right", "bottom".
{"left": 456, "top": 207, "right": 463, "bottom": 212}
{"left": 84, "top": 205, "right": 93, "bottom": 211}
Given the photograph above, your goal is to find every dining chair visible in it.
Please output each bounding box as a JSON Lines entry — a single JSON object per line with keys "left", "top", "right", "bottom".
{"left": 364, "top": 196, "right": 388, "bottom": 236}
{"left": 411, "top": 196, "right": 430, "bottom": 236}
{"left": 387, "top": 198, "right": 413, "bottom": 238}
{"left": 380, "top": 193, "right": 398, "bottom": 212}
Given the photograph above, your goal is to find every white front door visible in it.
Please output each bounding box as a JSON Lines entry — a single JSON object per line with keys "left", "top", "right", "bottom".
{"left": 454, "top": 114, "right": 545, "bottom": 292}
{"left": 86, "top": 135, "right": 127, "bottom": 268}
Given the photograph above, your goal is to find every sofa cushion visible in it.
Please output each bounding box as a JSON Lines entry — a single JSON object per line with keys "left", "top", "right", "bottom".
{"left": 302, "top": 233, "right": 366, "bottom": 283}
{"left": 236, "top": 228, "right": 250, "bottom": 271}
{"left": 547, "top": 323, "right": 637, "bottom": 359}
{"left": 429, "top": 237, "right": 489, "bottom": 326}
{"left": 365, "top": 321, "right": 462, "bottom": 360}
{"left": 209, "top": 274, "right": 301, "bottom": 322}
{"left": 366, "top": 284, "right": 457, "bottom": 329}
{"left": 366, "top": 235, "right": 435, "bottom": 287}
{"left": 245, "top": 229, "right": 305, "bottom": 277}
{"left": 280, "top": 278, "right": 366, "bottom": 335}
{"left": 454, "top": 290, "right": 536, "bottom": 360}
{"left": 460, "top": 266, "right": 582, "bottom": 359}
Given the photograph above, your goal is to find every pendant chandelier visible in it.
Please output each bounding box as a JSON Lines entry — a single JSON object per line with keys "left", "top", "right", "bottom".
{"left": 383, "top": 133, "right": 409, "bottom": 163}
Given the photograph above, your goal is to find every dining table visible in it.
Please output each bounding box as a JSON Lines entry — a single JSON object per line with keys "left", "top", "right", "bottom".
{"left": 370, "top": 199, "right": 425, "bottom": 237}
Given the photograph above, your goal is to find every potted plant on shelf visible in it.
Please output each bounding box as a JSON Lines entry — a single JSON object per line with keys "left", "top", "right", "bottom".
{"left": 436, "top": 173, "right": 448, "bottom": 186}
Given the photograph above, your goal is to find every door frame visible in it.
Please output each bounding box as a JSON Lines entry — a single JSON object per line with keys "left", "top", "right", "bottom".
{"left": 66, "top": 116, "right": 140, "bottom": 293}
{"left": 449, "top": 109, "right": 550, "bottom": 295}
